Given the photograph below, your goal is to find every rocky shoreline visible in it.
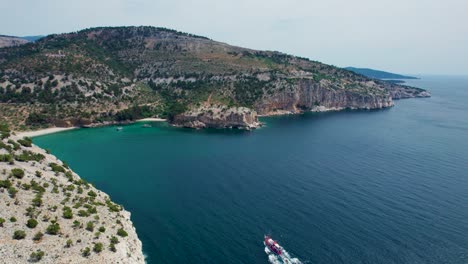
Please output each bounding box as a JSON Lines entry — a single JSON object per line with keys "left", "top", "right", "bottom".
{"left": 0, "top": 130, "right": 145, "bottom": 263}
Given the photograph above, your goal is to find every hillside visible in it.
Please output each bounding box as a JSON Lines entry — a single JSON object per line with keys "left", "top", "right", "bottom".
{"left": 0, "top": 26, "right": 429, "bottom": 130}
{"left": 0, "top": 125, "right": 144, "bottom": 263}
{"left": 345, "top": 67, "right": 418, "bottom": 79}
{"left": 0, "top": 35, "right": 29, "bottom": 48}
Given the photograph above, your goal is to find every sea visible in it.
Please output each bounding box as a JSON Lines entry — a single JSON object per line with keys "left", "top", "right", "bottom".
{"left": 34, "top": 75, "right": 468, "bottom": 264}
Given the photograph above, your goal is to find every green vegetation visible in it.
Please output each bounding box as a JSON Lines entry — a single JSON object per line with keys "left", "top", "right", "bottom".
{"left": 33, "top": 231, "right": 43, "bottom": 241}
{"left": 11, "top": 168, "right": 25, "bottom": 178}
{"left": 13, "top": 230, "right": 26, "bottom": 239}
{"left": 49, "top": 163, "right": 66, "bottom": 173}
{"left": 8, "top": 186, "right": 17, "bottom": 198}
{"left": 72, "top": 220, "right": 80, "bottom": 228}
{"left": 85, "top": 221, "right": 94, "bottom": 232}
{"left": 98, "top": 226, "right": 106, "bottom": 232}
{"left": 63, "top": 206, "right": 73, "bottom": 219}
{"left": 26, "top": 218, "right": 38, "bottom": 228}
{"left": 0, "top": 217, "right": 5, "bottom": 227}
{"left": 110, "top": 236, "right": 119, "bottom": 244}
{"left": 46, "top": 222, "right": 60, "bottom": 235}
{"left": 0, "top": 179, "right": 12, "bottom": 188}
{"left": 10, "top": 216, "right": 17, "bottom": 222}
{"left": 17, "top": 137, "right": 32, "bottom": 147}
{"left": 29, "top": 250, "right": 45, "bottom": 262}
{"left": 117, "top": 228, "right": 128, "bottom": 237}
{"left": 93, "top": 242, "right": 103, "bottom": 253}
{"left": 82, "top": 247, "right": 91, "bottom": 257}
{"left": 15, "top": 151, "right": 45, "bottom": 162}
{"left": 66, "top": 239, "right": 73, "bottom": 248}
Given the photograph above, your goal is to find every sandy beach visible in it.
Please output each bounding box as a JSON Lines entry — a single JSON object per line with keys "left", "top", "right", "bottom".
{"left": 13, "top": 118, "right": 166, "bottom": 138}
{"left": 15, "top": 127, "right": 78, "bottom": 138}
{"left": 136, "top": 118, "right": 167, "bottom": 122}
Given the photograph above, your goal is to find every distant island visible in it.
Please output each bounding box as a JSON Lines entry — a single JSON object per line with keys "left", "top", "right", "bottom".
{"left": 345, "top": 67, "right": 418, "bottom": 80}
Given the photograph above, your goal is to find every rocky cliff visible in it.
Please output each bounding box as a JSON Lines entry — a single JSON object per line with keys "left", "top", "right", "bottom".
{"left": 254, "top": 79, "right": 394, "bottom": 115}
{"left": 0, "top": 130, "right": 144, "bottom": 263}
{"left": 172, "top": 105, "right": 260, "bottom": 129}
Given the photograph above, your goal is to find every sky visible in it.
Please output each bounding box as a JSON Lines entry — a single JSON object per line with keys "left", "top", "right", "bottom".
{"left": 1, "top": 0, "right": 467, "bottom": 75}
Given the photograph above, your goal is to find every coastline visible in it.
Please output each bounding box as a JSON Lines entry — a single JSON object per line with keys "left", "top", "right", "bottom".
{"left": 14, "top": 118, "right": 167, "bottom": 138}
{"left": 135, "top": 117, "right": 166, "bottom": 122}
{"left": 15, "top": 126, "right": 78, "bottom": 138}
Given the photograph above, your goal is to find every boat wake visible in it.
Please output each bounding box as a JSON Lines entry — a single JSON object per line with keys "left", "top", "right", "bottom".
{"left": 264, "top": 241, "right": 302, "bottom": 264}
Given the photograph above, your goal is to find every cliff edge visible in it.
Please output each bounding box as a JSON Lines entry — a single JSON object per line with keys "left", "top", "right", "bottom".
{"left": 0, "top": 127, "right": 144, "bottom": 263}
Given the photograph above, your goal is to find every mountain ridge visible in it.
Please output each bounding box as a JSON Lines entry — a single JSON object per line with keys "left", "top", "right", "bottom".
{"left": 0, "top": 26, "right": 429, "bottom": 130}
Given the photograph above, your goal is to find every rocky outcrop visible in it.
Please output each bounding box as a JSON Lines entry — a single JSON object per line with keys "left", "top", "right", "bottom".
{"left": 254, "top": 79, "right": 394, "bottom": 115}
{"left": 171, "top": 105, "right": 260, "bottom": 129}
{"left": 385, "top": 84, "right": 431, "bottom": 99}
{"left": 0, "top": 134, "right": 144, "bottom": 264}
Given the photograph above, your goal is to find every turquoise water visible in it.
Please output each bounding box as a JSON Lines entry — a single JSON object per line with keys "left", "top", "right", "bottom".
{"left": 34, "top": 76, "right": 468, "bottom": 264}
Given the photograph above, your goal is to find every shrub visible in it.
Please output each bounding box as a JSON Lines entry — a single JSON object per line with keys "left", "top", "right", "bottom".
{"left": 87, "top": 190, "right": 97, "bottom": 197}
{"left": 63, "top": 206, "right": 73, "bottom": 219}
{"left": 72, "top": 220, "right": 80, "bottom": 228}
{"left": 46, "top": 223, "right": 60, "bottom": 235}
{"left": 49, "top": 163, "right": 66, "bottom": 173}
{"left": 10, "top": 216, "right": 17, "bottom": 222}
{"left": 29, "top": 250, "right": 45, "bottom": 262}
{"left": 35, "top": 171, "right": 42, "bottom": 177}
{"left": 11, "top": 168, "right": 25, "bottom": 179}
{"left": 8, "top": 187, "right": 17, "bottom": 198}
{"left": 98, "top": 226, "right": 106, "bottom": 233}
{"left": 0, "top": 217, "right": 5, "bottom": 227}
{"left": 109, "top": 243, "right": 117, "bottom": 252}
{"left": 117, "top": 228, "right": 128, "bottom": 237}
{"left": 0, "top": 179, "right": 12, "bottom": 188}
{"left": 82, "top": 247, "right": 91, "bottom": 257}
{"left": 66, "top": 239, "right": 73, "bottom": 248}
{"left": 106, "top": 199, "right": 122, "bottom": 212}
{"left": 85, "top": 221, "right": 94, "bottom": 232}
{"left": 13, "top": 230, "right": 26, "bottom": 239}
{"left": 93, "top": 242, "right": 103, "bottom": 253}
{"left": 33, "top": 231, "right": 43, "bottom": 241}
{"left": 18, "top": 137, "right": 32, "bottom": 147}
{"left": 110, "top": 236, "right": 119, "bottom": 244}
{"left": 0, "top": 154, "right": 13, "bottom": 163}
{"left": 32, "top": 195, "right": 43, "bottom": 207}
{"left": 77, "top": 210, "right": 89, "bottom": 217}
{"left": 27, "top": 218, "right": 38, "bottom": 228}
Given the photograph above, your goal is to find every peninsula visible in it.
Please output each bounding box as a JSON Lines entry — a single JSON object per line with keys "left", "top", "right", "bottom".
{"left": 0, "top": 26, "right": 429, "bottom": 131}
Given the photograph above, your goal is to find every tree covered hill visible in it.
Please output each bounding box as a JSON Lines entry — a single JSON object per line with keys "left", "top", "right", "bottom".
{"left": 0, "top": 26, "right": 428, "bottom": 130}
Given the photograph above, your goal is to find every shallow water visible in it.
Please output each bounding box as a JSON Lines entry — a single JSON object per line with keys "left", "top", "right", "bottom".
{"left": 34, "top": 75, "right": 468, "bottom": 264}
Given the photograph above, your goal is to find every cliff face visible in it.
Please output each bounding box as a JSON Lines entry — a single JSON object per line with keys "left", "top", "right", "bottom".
{"left": 254, "top": 79, "right": 394, "bottom": 115}
{"left": 0, "top": 133, "right": 144, "bottom": 263}
{"left": 172, "top": 105, "right": 260, "bottom": 129}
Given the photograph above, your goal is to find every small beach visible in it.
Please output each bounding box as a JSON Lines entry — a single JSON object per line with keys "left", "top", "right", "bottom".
{"left": 15, "top": 127, "right": 78, "bottom": 138}
{"left": 15, "top": 118, "right": 167, "bottom": 138}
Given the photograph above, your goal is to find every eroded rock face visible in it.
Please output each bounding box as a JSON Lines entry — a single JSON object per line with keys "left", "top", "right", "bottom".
{"left": 386, "top": 85, "right": 432, "bottom": 99}
{"left": 172, "top": 105, "right": 260, "bottom": 129}
{"left": 0, "top": 135, "right": 145, "bottom": 264}
{"left": 254, "top": 79, "right": 394, "bottom": 115}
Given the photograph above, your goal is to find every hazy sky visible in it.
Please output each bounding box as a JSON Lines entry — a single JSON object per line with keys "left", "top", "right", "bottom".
{"left": 1, "top": 0, "right": 467, "bottom": 75}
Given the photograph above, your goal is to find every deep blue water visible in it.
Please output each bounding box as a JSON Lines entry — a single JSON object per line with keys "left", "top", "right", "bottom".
{"left": 34, "top": 76, "right": 468, "bottom": 264}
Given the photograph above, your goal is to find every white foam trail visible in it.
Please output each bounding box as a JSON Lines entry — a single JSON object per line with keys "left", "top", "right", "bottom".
{"left": 264, "top": 241, "right": 303, "bottom": 264}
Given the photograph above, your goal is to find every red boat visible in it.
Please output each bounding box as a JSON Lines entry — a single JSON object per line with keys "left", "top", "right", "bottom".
{"left": 264, "top": 235, "right": 283, "bottom": 255}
